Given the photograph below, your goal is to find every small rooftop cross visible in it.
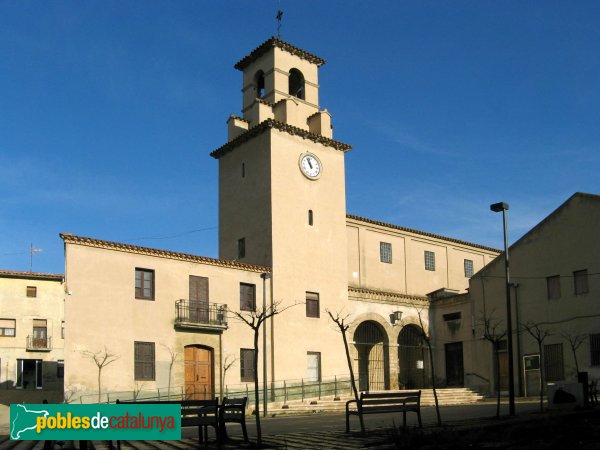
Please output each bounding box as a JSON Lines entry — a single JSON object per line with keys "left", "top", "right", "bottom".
{"left": 276, "top": 8, "right": 283, "bottom": 38}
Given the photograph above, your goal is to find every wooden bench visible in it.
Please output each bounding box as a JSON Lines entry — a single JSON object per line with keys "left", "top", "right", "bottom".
{"left": 346, "top": 390, "right": 422, "bottom": 433}
{"left": 115, "top": 398, "right": 220, "bottom": 447}
{"left": 218, "top": 397, "right": 249, "bottom": 442}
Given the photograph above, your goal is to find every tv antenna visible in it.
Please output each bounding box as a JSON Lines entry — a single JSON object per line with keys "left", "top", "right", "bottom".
{"left": 30, "top": 243, "right": 42, "bottom": 272}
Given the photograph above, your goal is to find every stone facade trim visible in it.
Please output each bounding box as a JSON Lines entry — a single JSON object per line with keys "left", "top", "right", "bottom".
{"left": 234, "top": 37, "right": 326, "bottom": 71}
{"left": 0, "top": 270, "right": 63, "bottom": 281}
{"left": 348, "top": 286, "right": 429, "bottom": 307}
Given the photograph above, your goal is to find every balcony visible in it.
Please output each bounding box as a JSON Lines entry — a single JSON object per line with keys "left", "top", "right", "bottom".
{"left": 175, "top": 300, "right": 228, "bottom": 332}
{"left": 26, "top": 335, "right": 52, "bottom": 351}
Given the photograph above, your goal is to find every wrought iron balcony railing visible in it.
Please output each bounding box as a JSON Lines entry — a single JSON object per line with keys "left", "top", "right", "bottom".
{"left": 26, "top": 335, "right": 52, "bottom": 351}
{"left": 175, "top": 300, "right": 228, "bottom": 330}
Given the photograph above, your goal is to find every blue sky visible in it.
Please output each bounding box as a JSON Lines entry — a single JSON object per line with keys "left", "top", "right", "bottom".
{"left": 1, "top": 1, "right": 599, "bottom": 274}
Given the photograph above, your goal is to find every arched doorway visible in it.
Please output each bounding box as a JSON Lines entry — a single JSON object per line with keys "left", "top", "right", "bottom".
{"left": 184, "top": 345, "right": 214, "bottom": 400}
{"left": 354, "top": 321, "right": 389, "bottom": 391}
{"left": 398, "top": 325, "right": 430, "bottom": 389}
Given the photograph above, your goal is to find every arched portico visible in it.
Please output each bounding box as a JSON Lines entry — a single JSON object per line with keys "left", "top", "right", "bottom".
{"left": 353, "top": 320, "right": 390, "bottom": 391}
{"left": 398, "top": 324, "right": 430, "bottom": 389}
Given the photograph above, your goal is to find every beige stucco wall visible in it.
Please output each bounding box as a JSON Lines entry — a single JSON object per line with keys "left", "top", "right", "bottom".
{"left": 0, "top": 274, "right": 64, "bottom": 401}
{"left": 466, "top": 194, "right": 600, "bottom": 395}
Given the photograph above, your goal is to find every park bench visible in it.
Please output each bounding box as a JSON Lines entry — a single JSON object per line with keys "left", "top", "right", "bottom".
{"left": 115, "top": 398, "right": 220, "bottom": 447}
{"left": 346, "top": 390, "right": 422, "bottom": 433}
{"left": 219, "top": 397, "right": 249, "bottom": 442}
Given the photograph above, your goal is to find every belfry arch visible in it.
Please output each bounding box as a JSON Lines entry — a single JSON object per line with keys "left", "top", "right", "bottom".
{"left": 353, "top": 320, "right": 390, "bottom": 391}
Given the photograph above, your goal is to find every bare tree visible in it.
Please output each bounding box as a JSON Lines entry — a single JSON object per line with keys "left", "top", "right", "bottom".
{"left": 230, "top": 301, "right": 297, "bottom": 447}
{"left": 560, "top": 331, "right": 586, "bottom": 376}
{"left": 63, "top": 385, "right": 81, "bottom": 404}
{"left": 133, "top": 381, "right": 146, "bottom": 400}
{"left": 326, "top": 309, "right": 359, "bottom": 402}
{"left": 522, "top": 322, "right": 552, "bottom": 412}
{"left": 415, "top": 309, "right": 442, "bottom": 426}
{"left": 162, "top": 345, "right": 178, "bottom": 400}
{"left": 81, "top": 347, "right": 120, "bottom": 403}
{"left": 479, "top": 312, "right": 507, "bottom": 418}
{"left": 222, "top": 354, "right": 237, "bottom": 391}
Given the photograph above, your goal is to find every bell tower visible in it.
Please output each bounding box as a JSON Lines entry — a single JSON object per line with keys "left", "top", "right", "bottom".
{"left": 211, "top": 37, "right": 351, "bottom": 381}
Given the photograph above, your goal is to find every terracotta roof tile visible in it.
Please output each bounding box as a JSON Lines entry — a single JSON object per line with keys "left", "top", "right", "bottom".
{"left": 0, "top": 270, "right": 63, "bottom": 281}
{"left": 234, "top": 37, "right": 325, "bottom": 71}
{"left": 211, "top": 119, "right": 351, "bottom": 159}
{"left": 347, "top": 214, "right": 501, "bottom": 253}
{"left": 60, "top": 234, "right": 271, "bottom": 273}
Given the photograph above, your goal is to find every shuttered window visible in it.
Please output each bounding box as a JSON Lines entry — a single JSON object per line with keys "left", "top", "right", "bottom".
{"left": 544, "top": 343, "right": 564, "bottom": 381}
{"left": 590, "top": 334, "right": 600, "bottom": 366}
{"left": 134, "top": 341, "right": 155, "bottom": 381}
{"left": 240, "top": 348, "right": 255, "bottom": 382}
{"left": 306, "top": 292, "right": 320, "bottom": 318}
{"left": 0, "top": 318, "right": 16, "bottom": 336}
{"left": 546, "top": 276, "right": 561, "bottom": 300}
{"left": 135, "top": 268, "right": 155, "bottom": 300}
{"left": 307, "top": 352, "right": 321, "bottom": 382}
{"left": 240, "top": 283, "right": 256, "bottom": 311}
{"left": 574, "top": 270, "right": 589, "bottom": 295}
{"left": 26, "top": 286, "right": 37, "bottom": 298}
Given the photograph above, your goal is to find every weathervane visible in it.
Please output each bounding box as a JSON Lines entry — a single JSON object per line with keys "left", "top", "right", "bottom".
{"left": 276, "top": 3, "right": 283, "bottom": 39}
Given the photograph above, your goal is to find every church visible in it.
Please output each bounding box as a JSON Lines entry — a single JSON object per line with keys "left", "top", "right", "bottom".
{"left": 59, "top": 37, "right": 501, "bottom": 401}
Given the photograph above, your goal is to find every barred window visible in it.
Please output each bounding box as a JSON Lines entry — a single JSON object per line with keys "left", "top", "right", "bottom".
{"left": 590, "top": 334, "right": 600, "bottom": 366}
{"left": 134, "top": 341, "right": 155, "bottom": 381}
{"left": 306, "top": 292, "right": 320, "bottom": 318}
{"left": 574, "top": 270, "right": 589, "bottom": 295}
{"left": 544, "top": 343, "right": 564, "bottom": 382}
{"left": 546, "top": 276, "right": 561, "bottom": 300}
{"left": 464, "top": 259, "right": 474, "bottom": 278}
{"left": 424, "top": 251, "right": 435, "bottom": 271}
{"left": 240, "top": 348, "right": 255, "bottom": 382}
{"left": 240, "top": 283, "right": 256, "bottom": 311}
{"left": 380, "top": 242, "right": 392, "bottom": 264}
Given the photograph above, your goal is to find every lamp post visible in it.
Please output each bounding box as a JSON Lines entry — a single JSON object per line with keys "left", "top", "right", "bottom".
{"left": 260, "top": 272, "right": 272, "bottom": 417}
{"left": 490, "top": 201, "right": 515, "bottom": 416}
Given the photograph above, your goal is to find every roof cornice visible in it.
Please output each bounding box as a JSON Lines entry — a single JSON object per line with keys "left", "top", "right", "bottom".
{"left": 234, "top": 37, "right": 325, "bottom": 71}
{"left": 60, "top": 234, "right": 271, "bottom": 274}
{"left": 0, "top": 270, "right": 63, "bottom": 281}
{"left": 346, "top": 214, "right": 501, "bottom": 253}
{"left": 210, "top": 119, "right": 351, "bottom": 159}
{"left": 348, "top": 286, "right": 429, "bottom": 306}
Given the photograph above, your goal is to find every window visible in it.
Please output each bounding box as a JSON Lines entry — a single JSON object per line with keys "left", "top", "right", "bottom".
{"left": 546, "top": 275, "right": 561, "bottom": 300}
{"left": 242, "top": 162, "right": 245, "bottom": 178}
{"left": 308, "top": 210, "right": 313, "bottom": 226}
{"left": 424, "top": 251, "right": 435, "bottom": 271}
{"left": 590, "top": 334, "right": 600, "bottom": 366}
{"left": 380, "top": 242, "right": 392, "bottom": 264}
{"left": 307, "top": 352, "right": 321, "bottom": 382}
{"left": 238, "top": 238, "right": 246, "bottom": 259}
{"left": 240, "top": 283, "right": 256, "bottom": 311}
{"left": 32, "top": 319, "right": 47, "bottom": 349}
{"left": 544, "top": 343, "right": 564, "bottom": 381}
{"left": 0, "top": 319, "right": 16, "bottom": 336}
{"left": 135, "top": 268, "right": 155, "bottom": 300}
{"left": 574, "top": 269, "right": 589, "bottom": 295}
{"left": 240, "top": 348, "right": 255, "bottom": 382}
{"left": 57, "top": 360, "right": 64, "bottom": 379}
{"left": 464, "top": 259, "right": 474, "bottom": 277}
{"left": 134, "top": 342, "right": 155, "bottom": 381}
{"left": 26, "top": 286, "right": 37, "bottom": 298}
{"left": 61, "top": 321, "right": 65, "bottom": 339}
{"left": 443, "top": 312, "right": 461, "bottom": 321}
{"left": 288, "top": 68, "right": 305, "bottom": 100}
{"left": 306, "top": 292, "right": 320, "bottom": 318}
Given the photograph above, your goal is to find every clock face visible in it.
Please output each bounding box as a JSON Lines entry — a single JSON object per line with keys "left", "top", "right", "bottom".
{"left": 299, "top": 153, "right": 322, "bottom": 179}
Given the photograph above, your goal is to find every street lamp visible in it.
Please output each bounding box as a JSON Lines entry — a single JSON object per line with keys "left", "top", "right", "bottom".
{"left": 260, "top": 272, "right": 272, "bottom": 417}
{"left": 490, "top": 201, "right": 515, "bottom": 416}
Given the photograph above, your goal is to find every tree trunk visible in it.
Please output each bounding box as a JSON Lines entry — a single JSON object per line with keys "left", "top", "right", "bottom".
{"left": 253, "top": 328, "right": 262, "bottom": 446}
{"left": 425, "top": 338, "right": 442, "bottom": 426}
{"left": 538, "top": 342, "right": 544, "bottom": 413}
{"left": 342, "top": 326, "right": 359, "bottom": 402}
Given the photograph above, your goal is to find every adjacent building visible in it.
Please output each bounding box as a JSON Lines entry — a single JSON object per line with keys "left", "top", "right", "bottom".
{"left": 0, "top": 270, "right": 65, "bottom": 403}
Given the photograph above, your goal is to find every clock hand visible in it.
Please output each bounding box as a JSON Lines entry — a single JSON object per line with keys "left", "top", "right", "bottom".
{"left": 308, "top": 159, "right": 313, "bottom": 169}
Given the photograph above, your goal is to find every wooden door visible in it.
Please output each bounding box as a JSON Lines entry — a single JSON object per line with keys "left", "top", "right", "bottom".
{"left": 184, "top": 346, "right": 213, "bottom": 400}
{"left": 189, "top": 276, "right": 209, "bottom": 323}
{"left": 444, "top": 342, "right": 464, "bottom": 387}
{"left": 498, "top": 352, "right": 509, "bottom": 391}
